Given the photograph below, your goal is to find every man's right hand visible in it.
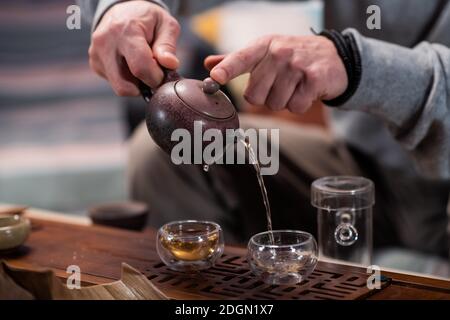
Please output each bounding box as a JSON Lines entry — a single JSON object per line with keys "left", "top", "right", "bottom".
{"left": 89, "top": 1, "right": 180, "bottom": 96}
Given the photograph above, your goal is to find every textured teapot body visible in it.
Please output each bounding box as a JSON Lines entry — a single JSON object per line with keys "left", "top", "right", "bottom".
{"left": 145, "top": 78, "right": 240, "bottom": 157}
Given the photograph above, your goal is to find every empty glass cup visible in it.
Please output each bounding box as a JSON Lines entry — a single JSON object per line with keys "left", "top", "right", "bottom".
{"left": 247, "top": 230, "right": 318, "bottom": 285}
{"left": 157, "top": 220, "right": 224, "bottom": 272}
{"left": 311, "top": 176, "right": 374, "bottom": 266}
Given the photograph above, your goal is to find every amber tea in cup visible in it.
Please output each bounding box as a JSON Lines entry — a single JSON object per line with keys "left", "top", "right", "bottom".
{"left": 157, "top": 220, "right": 224, "bottom": 271}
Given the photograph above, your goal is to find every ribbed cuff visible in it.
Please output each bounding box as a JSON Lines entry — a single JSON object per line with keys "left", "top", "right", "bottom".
{"left": 320, "top": 29, "right": 362, "bottom": 107}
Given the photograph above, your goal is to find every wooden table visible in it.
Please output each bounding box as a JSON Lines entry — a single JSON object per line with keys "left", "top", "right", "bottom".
{"left": 1, "top": 212, "right": 449, "bottom": 300}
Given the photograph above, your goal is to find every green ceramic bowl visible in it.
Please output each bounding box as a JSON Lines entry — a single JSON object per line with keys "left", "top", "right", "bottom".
{"left": 0, "top": 214, "right": 31, "bottom": 251}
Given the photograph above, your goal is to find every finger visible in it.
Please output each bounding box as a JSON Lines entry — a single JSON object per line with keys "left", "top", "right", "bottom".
{"left": 88, "top": 50, "right": 106, "bottom": 79}
{"left": 286, "top": 82, "right": 314, "bottom": 114}
{"left": 204, "top": 54, "right": 225, "bottom": 71}
{"left": 265, "top": 69, "right": 304, "bottom": 110}
{"left": 88, "top": 36, "right": 110, "bottom": 79}
{"left": 104, "top": 55, "right": 140, "bottom": 96}
{"left": 152, "top": 16, "right": 180, "bottom": 69}
{"left": 243, "top": 57, "right": 277, "bottom": 106}
{"left": 210, "top": 37, "right": 271, "bottom": 84}
{"left": 119, "top": 36, "right": 163, "bottom": 88}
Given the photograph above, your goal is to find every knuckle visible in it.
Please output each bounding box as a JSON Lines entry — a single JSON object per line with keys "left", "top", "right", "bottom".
{"left": 108, "top": 20, "right": 124, "bottom": 34}
{"left": 128, "top": 61, "right": 146, "bottom": 79}
{"left": 91, "top": 31, "right": 107, "bottom": 48}
{"left": 234, "top": 51, "right": 251, "bottom": 66}
{"left": 133, "top": 68, "right": 146, "bottom": 80}
{"left": 114, "top": 85, "right": 131, "bottom": 96}
{"left": 289, "top": 57, "right": 303, "bottom": 71}
{"left": 167, "top": 17, "right": 181, "bottom": 35}
{"left": 160, "top": 42, "right": 176, "bottom": 52}
{"left": 122, "top": 19, "right": 141, "bottom": 34}
{"left": 215, "top": 62, "right": 233, "bottom": 80}
{"left": 306, "top": 66, "right": 321, "bottom": 84}
{"left": 270, "top": 43, "right": 293, "bottom": 60}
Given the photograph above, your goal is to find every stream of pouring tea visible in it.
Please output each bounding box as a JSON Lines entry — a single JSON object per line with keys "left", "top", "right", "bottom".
{"left": 240, "top": 139, "right": 273, "bottom": 233}
{"left": 202, "top": 137, "right": 274, "bottom": 243}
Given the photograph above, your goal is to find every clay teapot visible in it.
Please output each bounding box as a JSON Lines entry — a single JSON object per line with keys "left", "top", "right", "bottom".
{"left": 140, "top": 69, "right": 240, "bottom": 159}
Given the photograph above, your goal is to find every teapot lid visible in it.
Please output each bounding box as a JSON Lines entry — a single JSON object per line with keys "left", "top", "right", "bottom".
{"left": 174, "top": 79, "right": 236, "bottom": 120}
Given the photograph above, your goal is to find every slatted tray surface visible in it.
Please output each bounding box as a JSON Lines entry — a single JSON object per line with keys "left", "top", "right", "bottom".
{"left": 142, "top": 253, "right": 385, "bottom": 300}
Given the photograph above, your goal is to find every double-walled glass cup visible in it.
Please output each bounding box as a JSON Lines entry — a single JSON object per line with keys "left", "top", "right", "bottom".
{"left": 311, "top": 176, "right": 374, "bottom": 266}
{"left": 157, "top": 220, "right": 224, "bottom": 272}
{"left": 247, "top": 230, "right": 318, "bottom": 285}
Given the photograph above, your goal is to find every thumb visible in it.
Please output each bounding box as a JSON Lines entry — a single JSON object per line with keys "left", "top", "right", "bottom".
{"left": 204, "top": 54, "right": 226, "bottom": 71}
{"left": 152, "top": 17, "right": 180, "bottom": 69}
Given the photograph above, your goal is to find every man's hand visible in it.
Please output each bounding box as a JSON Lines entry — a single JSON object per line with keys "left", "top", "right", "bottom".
{"left": 205, "top": 35, "right": 348, "bottom": 113}
{"left": 89, "top": 1, "right": 180, "bottom": 96}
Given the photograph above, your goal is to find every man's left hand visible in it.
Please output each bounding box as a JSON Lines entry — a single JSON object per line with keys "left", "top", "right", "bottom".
{"left": 204, "top": 35, "right": 348, "bottom": 113}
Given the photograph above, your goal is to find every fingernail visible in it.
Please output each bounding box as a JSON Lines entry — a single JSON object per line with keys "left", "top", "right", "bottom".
{"left": 211, "top": 68, "right": 227, "bottom": 84}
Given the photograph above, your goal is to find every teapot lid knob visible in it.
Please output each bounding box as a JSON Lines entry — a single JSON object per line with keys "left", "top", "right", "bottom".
{"left": 174, "top": 79, "right": 236, "bottom": 120}
{"left": 202, "top": 77, "right": 221, "bottom": 95}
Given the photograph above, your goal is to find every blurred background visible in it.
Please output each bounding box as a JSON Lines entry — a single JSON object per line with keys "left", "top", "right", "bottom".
{"left": 0, "top": 0, "right": 127, "bottom": 213}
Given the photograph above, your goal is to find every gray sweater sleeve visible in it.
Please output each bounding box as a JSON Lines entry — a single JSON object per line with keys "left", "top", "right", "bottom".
{"left": 340, "top": 28, "right": 450, "bottom": 179}
{"left": 78, "top": 0, "right": 168, "bottom": 31}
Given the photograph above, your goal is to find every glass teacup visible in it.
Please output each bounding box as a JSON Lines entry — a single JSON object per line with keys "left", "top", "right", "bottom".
{"left": 156, "top": 220, "right": 224, "bottom": 272}
{"left": 247, "top": 230, "right": 318, "bottom": 285}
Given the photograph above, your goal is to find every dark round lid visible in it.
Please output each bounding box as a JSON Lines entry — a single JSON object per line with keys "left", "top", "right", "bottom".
{"left": 174, "top": 79, "right": 236, "bottom": 120}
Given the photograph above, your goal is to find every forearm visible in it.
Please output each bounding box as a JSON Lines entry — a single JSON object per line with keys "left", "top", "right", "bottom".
{"left": 338, "top": 29, "right": 450, "bottom": 179}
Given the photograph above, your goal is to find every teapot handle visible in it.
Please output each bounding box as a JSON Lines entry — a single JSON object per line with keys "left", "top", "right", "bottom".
{"left": 139, "top": 67, "right": 181, "bottom": 103}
